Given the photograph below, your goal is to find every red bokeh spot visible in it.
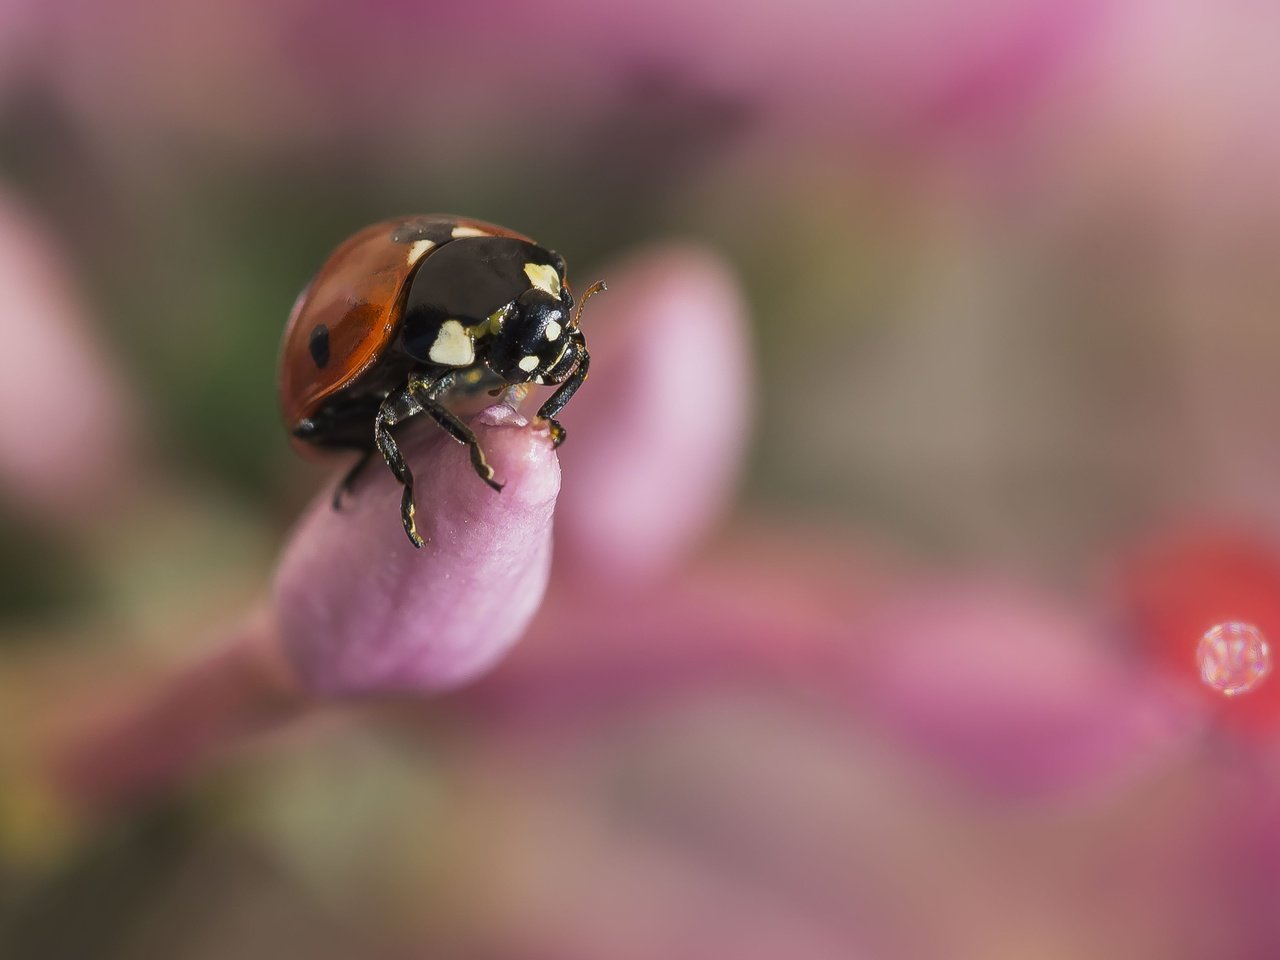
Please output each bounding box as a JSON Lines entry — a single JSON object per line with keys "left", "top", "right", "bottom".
{"left": 1115, "top": 525, "right": 1280, "bottom": 733}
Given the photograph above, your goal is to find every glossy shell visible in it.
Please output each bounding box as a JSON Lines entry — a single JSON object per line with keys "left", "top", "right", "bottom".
{"left": 279, "top": 215, "right": 532, "bottom": 428}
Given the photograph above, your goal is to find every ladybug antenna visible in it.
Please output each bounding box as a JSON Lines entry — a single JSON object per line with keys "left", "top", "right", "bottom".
{"left": 573, "top": 279, "right": 607, "bottom": 327}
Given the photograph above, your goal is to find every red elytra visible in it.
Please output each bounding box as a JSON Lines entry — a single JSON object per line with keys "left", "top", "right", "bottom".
{"left": 1115, "top": 525, "right": 1280, "bottom": 732}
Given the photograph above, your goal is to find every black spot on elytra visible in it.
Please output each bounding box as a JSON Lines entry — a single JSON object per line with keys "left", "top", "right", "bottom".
{"left": 309, "top": 325, "right": 330, "bottom": 368}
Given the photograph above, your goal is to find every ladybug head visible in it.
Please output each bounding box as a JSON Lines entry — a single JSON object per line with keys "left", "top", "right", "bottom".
{"left": 486, "top": 273, "right": 605, "bottom": 386}
{"left": 486, "top": 286, "right": 578, "bottom": 384}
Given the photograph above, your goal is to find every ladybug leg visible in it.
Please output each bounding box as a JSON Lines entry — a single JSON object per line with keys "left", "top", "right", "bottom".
{"left": 331, "top": 448, "right": 374, "bottom": 510}
{"left": 407, "top": 376, "right": 504, "bottom": 493}
{"left": 535, "top": 331, "right": 589, "bottom": 447}
{"left": 374, "top": 392, "right": 426, "bottom": 548}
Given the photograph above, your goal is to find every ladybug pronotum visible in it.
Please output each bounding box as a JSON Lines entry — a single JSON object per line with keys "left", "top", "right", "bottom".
{"left": 280, "top": 215, "right": 604, "bottom": 548}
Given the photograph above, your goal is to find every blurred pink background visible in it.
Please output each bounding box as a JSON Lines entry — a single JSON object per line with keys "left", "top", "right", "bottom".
{"left": 3, "top": 1, "right": 1280, "bottom": 957}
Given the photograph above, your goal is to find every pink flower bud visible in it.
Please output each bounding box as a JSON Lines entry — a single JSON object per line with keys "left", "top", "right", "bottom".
{"left": 274, "top": 405, "right": 560, "bottom": 696}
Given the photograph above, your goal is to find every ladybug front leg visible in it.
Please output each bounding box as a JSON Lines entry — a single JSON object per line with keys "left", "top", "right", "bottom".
{"left": 535, "top": 331, "right": 589, "bottom": 447}
{"left": 407, "top": 376, "right": 504, "bottom": 493}
{"left": 374, "top": 392, "right": 426, "bottom": 548}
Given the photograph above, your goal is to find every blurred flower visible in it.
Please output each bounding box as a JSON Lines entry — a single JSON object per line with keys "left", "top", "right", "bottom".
{"left": 0, "top": 186, "right": 138, "bottom": 520}
{"left": 552, "top": 244, "right": 750, "bottom": 585}
{"left": 24, "top": 0, "right": 1110, "bottom": 170}
{"left": 0, "top": 0, "right": 38, "bottom": 100}
{"left": 850, "top": 578, "right": 1200, "bottom": 798}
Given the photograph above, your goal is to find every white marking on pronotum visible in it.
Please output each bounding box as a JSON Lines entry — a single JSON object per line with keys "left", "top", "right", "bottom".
{"left": 429, "top": 320, "right": 475, "bottom": 366}
{"left": 523, "top": 262, "right": 561, "bottom": 297}
{"left": 406, "top": 239, "right": 436, "bottom": 263}
{"left": 518, "top": 354, "right": 540, "bottom": 372}
{"left": 544, "top": 320, "right": 562, "bottom": 341}
{"left": 451, "top": 225, "right": 489, "bottom": 239}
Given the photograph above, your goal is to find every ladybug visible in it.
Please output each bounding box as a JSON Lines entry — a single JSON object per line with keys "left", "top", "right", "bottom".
{"left": 280, "top": 215, "right": 604, "bottom": 548}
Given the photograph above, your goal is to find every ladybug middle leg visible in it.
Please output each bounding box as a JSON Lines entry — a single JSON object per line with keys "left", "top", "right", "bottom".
{"left": 373, "top": 372, "right": 505, "bottom": 548}
{"left": 407, "top": 375, "right": 504, "bottom": 493}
